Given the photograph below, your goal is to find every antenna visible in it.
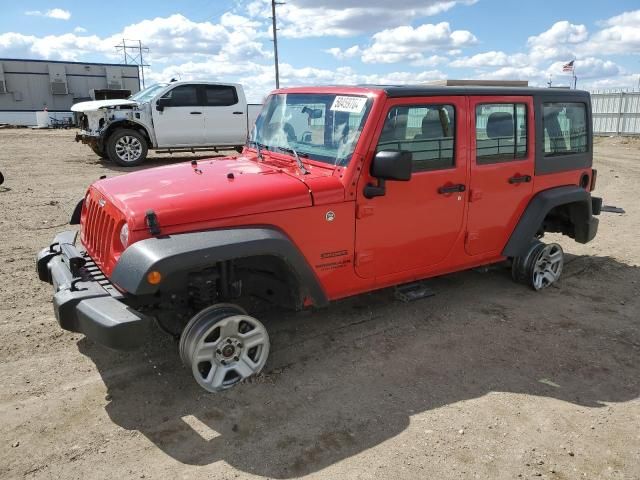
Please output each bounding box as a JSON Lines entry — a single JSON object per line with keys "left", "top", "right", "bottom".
{"left": 115, "top": 39, "right": 151, "bottom": 88}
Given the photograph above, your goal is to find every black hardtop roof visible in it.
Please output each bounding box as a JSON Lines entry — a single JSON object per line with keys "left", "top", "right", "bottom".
{"left": 366, "top": 85, "right": 590, "bottom": 98}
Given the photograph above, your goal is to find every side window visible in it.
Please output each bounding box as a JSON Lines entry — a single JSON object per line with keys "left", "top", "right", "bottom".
{"left": 543, "top": 102, "right": 588, "bottom": 156}
{"left": 204, "top": 85, "right": 238, "bottom": 107}
{"left": 160, "top": 85, "right": 199, "bottom": 107}
{"left": 476, "top": 103, "right": 527, "bottom": 164}
{"left": 376, "top": 104, "right": 455, "bottom": 172}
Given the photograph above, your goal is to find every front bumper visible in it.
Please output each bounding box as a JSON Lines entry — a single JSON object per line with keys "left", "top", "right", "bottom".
{"left": 36, "top": 231, "right": 150, "bottom": 350}
{"left": 75, "top": 131, "right": 101, "bottom": 145}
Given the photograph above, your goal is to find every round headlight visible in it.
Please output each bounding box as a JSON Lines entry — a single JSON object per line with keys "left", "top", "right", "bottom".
{"left": 119, "top": 223, "right": 129, "bottom": 248}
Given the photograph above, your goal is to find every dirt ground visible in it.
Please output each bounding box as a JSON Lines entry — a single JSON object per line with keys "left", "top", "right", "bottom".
{"left": 0, "top": 129, "right": 638, "bottom": 480}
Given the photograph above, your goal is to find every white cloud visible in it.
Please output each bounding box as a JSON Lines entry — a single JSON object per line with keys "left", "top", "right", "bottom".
{"left": 0, "top": 31, "right": 105, "bottom": 60}
{"left": 25, "top": 8, "right": 71, "bottom": 20}
{"left": 0, "top": 14, "right": 270, "bottom": 64}
{"left": 248, "top": 0, "right": 477, "bottom": 38}
{"left": 325, "top": 45, "right": 362, "bottom": 60}
{"left": 547, "top": 57, "right": 622, "bottom": 79}
{"left": 583, "top": 10, "right": 640, "bottom": 55}
{"left": 450, "top": 51, "right": 529, "bottom": 68}
{"left": 74, "top": 26, "right": 87, "bottom": 33}
{"left": 360, "top": 22, "right": 477, "bottom": 64}
{"left": 147, "top": 59, "right": 447, "bottom": 103}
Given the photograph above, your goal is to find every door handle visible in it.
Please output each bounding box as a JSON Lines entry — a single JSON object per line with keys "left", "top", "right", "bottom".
{"left": 438, "top": 184, "right": 466, "bottom": 194}
{"left": 233, "top": 111, "right": 244, "bottom": 115}
{"left": 508, "top": 174, "right": 532, "bottom": 184}
{"left": 190, "top": 111, "right": 203, "bottom": 115}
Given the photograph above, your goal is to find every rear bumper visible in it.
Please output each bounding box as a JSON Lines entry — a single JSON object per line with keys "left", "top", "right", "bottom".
{"left": 36, "top": 231, "right": 150, "bottom": 350}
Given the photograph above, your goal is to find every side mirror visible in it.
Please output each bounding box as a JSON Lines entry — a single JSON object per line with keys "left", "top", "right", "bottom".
{"left": 371, "top": 150, "right": 412, "bottom": 181}
{"left": 364, "top": 150, "right": 412, "bottom": 198}
{"left": 156, "top": 97, "right": 170, "bottom": 111}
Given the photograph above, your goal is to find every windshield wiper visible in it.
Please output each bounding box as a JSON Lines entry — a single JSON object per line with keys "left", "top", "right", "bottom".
{"left": 248, "top": 140, "right": 268, "bottom": 161}
{"left": 276, "top": 146, "right": 310, "bottom": 175}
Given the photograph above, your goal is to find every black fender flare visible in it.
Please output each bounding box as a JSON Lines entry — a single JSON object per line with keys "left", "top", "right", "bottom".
{"left": 111, "top": 227, "right": 328, "bottom": 306}
{"left": 100, "top": 119, "right": 151, "bottom": 148}
{"left": 502, "top": 186, "right": 598, "bottom": 257}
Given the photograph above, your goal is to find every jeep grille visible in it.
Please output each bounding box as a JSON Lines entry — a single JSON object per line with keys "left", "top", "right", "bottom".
{"left": 82, "top": 194, "right": 117, "bottom": 266}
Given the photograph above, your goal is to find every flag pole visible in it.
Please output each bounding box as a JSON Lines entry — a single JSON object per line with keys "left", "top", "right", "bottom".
{"left": 573, "top": 58, "right": 577, "bottom": 89}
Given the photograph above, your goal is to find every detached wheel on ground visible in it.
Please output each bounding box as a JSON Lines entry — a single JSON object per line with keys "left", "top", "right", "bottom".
{"left": 512, "top": 240, "right": 564, "bottom": 290}
{"left": 179, "top": 304, "right": 270, "bottom": 392}
{"left": 106, "top": 129, "right": 148, "bottom": 167}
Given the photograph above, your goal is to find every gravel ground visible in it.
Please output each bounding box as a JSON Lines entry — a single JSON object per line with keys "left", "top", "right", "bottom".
{"left": 0, "top": 129, "right": 638, "bottom": 480}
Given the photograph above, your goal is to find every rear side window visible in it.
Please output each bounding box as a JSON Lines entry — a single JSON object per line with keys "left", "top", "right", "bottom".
{"left": 476, "top": 103, "right": 527, "bottom": 164}
{"left": 160, "top": 85, "right": 199, "bottom": 107}
{"left": 204, "top": 85, "right": 238, "bottom": 106}
{"left": 543, "top": 102, "right": 588, "bottom": 156}
{"left": 376, "top": 104, "right": 455, "bottom": 172}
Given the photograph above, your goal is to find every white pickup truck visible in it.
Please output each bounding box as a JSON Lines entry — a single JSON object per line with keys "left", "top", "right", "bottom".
{"left": 72, "top": 81, "right": 261, "bottom": 166}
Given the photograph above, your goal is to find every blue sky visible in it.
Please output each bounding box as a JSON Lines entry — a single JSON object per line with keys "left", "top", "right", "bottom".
{"left": 1, "top": 0, "right": 638, "bottom": 101}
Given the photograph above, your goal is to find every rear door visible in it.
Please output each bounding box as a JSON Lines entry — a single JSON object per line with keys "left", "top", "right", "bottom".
{"left": 152, "top": 84, "right": 205, "bottom": 147}
{"left": 355, "top": 96, "right": 468, "bottom": 278}
{"left": 201, "top": 84, "right": 246, "bottom": 145}
{"left": 465, "top": 96, "right": 535, "bottom": 256}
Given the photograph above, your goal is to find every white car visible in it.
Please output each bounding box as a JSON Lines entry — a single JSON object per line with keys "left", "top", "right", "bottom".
{"left": 72, "top": 81, "right": 262, "bottom": 166}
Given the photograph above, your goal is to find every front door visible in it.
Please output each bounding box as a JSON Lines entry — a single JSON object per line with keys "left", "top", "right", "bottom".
{"left": 355, "top": 96, "right": 468, "bottom": 279}
{"left": 152, "top": 84, "right": 205, "bottom": 147}
{"left": 465, "top": 97, "right": 535, "bottom": 256}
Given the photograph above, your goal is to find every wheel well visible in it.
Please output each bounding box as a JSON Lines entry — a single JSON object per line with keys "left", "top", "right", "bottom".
{"left": 103, "top": 121, "right": 151, "bottom": 148}
{"left": 540, "top": 201, "right": 589, "bottom": 239}
{"left": 234, "top": 255, "right": 302, "bottom": 309}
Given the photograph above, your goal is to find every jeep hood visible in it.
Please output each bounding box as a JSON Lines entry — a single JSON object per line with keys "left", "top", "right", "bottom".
{"left": 71, "top": 99, "right": 138, "bottom": 113}
{"left": 91, "top": 156, "right": 316, "bottom": 231}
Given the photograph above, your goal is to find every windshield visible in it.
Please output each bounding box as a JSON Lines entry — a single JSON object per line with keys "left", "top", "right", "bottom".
{"left": 249, "top": 93, "right": 373, "bottom": 167}
{"left": 129, "top": 83, "right": 169, "bottom": 102}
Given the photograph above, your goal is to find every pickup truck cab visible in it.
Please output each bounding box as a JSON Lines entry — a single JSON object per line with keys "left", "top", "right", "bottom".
{"left": 72, "top": 81, "right": 261, "bottom": 166}
{"left": 38, "top": 85, "right": 601, "bottom": 392}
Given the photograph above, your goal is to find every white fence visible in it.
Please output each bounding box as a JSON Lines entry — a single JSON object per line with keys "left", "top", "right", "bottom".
{"left": 590, "top": 89, "right": 640, "bottom": 136}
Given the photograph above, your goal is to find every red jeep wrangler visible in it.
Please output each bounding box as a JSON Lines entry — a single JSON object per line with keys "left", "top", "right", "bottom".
{"left": 37, "top": 85, "right": 601, "bottom": 392}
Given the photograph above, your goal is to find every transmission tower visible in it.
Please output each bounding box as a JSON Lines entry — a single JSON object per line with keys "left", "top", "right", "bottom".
{"left": 115, "top": 39, "right": 150, "bottom": 88}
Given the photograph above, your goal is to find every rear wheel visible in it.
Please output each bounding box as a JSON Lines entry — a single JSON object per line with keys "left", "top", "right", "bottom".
{"left": 512, "top": 241, "right": 564, "bottom": 290}
{"left": 106, "top": 129, "right": 148, "bottom": 167}
{"left": 179, "top": 304, "right": 270, "bottom": 392}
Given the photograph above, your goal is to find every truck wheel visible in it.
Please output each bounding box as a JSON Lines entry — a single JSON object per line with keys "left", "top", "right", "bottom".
{"left": 90, "top": 144, "right": 108, "bottom": 158}
{"left": 179, "top": 304, "right": 270, "bottom": 392}
{"left": 106, "top": 129, "right": 148, "bottom": 167}
{"left": 512, "top": 241, "right": 564, "bottom": 290}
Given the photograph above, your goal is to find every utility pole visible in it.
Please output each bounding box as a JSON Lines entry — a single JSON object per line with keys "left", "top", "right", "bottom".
{"left": 271, "top": 0, "right": 284, "bottom": 89}
{"left": 115, "top": 39, "right": 150, "bottom": 89}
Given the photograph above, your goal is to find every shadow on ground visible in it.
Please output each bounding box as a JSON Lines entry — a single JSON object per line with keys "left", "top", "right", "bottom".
{"left": 78, "top": 254, "right": 640, "bottom": 478}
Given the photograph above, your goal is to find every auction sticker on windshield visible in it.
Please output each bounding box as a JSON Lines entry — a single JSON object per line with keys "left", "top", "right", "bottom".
{"left": 330, "top": 96, "right": 367, "bottom": 113}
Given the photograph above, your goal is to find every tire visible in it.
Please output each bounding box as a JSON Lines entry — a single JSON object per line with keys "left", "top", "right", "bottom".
{"left": 90, "top": 144, "right": 108, "bottom": 159}
{"left": 179, "top": 304, "right": 270, "bottom": 393}
{"left": 106, "top": 129, "right": 148, "bottom": 167}
{"left": 512, "top": 241, "right": 564, "bottom": 290}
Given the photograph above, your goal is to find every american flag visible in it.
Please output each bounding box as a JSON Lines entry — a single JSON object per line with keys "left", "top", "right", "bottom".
{"left": 563, "top": 60, "right": 575, "bottom": 73}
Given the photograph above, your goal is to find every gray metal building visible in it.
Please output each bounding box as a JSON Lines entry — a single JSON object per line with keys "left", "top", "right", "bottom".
{"left": 0, "top": 58, "right": 140, "bottom": 126}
